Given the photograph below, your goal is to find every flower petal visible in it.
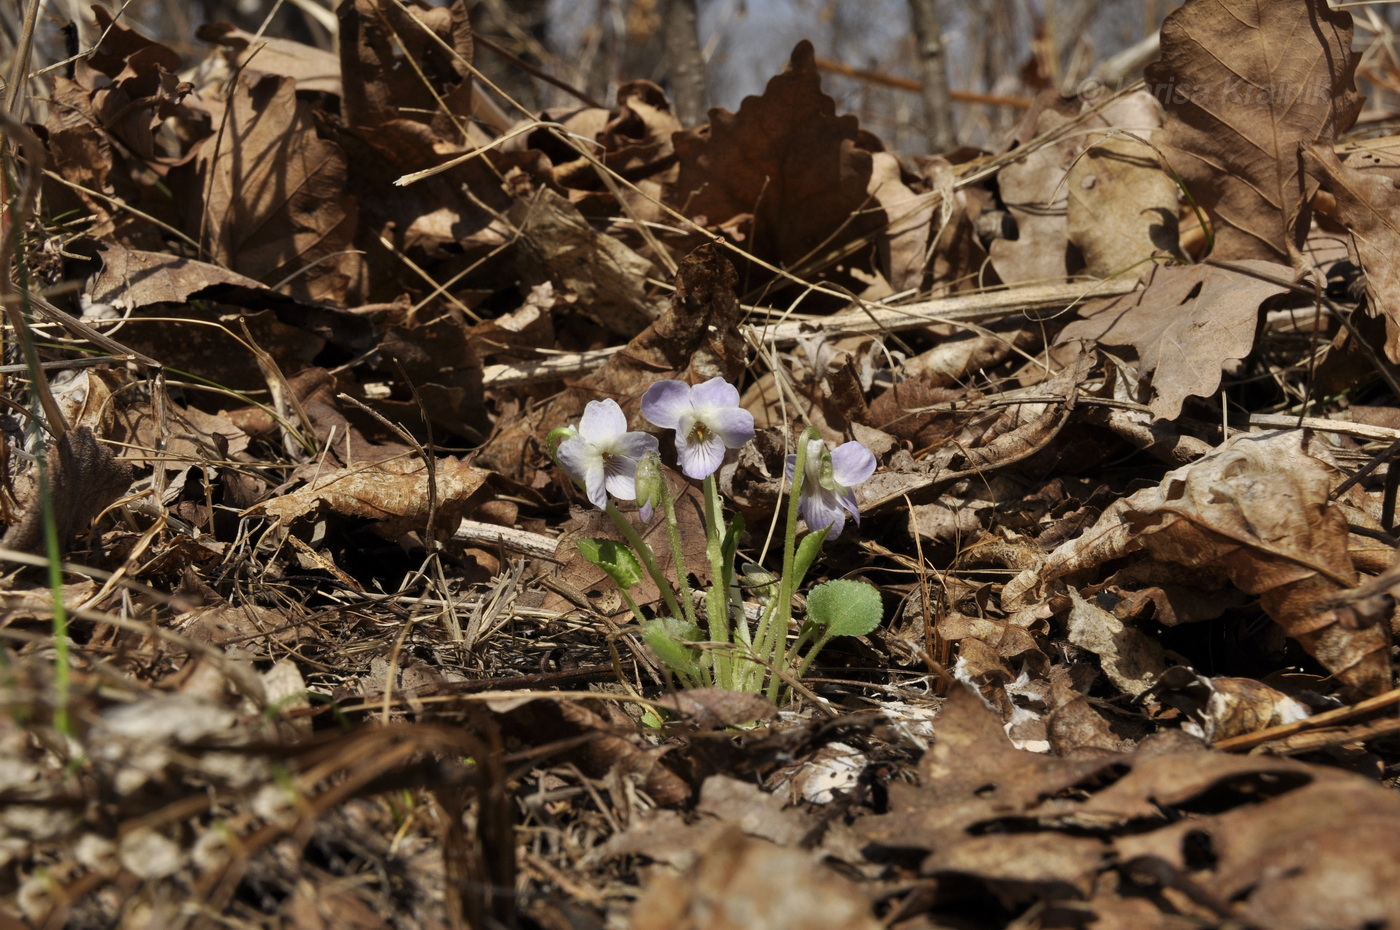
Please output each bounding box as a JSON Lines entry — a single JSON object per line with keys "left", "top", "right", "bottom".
{"left": 557, "top": 435, "right": 607, "bottom": 509}
{"left": 830, "top": 441, "right": 876, "bottom": 486}
{"left": 609, "top": 430, "right": 660, "bottom": 460}
{"left": 689, "top": 377, "right": 741, "bottom": 411}
{"left": 640, "top": 380, "right": 692, "bottom": 429}
{"left": 799, "top": 485, "right": 847, "bottom": 538}
{"left": 578, "top": 398, "right": 628, "bottom": 445}
{"left": 704, "top": 405, "right": 756, "bottom": 449}
{"left": 677, "top": 426, "right": 726, "bottom": 479}
{"left": 603, "top": 468, "right": 638, "bottom": 502}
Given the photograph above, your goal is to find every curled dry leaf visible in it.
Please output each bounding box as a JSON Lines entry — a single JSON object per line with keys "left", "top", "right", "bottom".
{"left": 249, "top": 456, "right": 490, "bottom": 542}
{"left": 1006, "top": 431, "right": 1391, "bottom": 696}
{"left": 1144, "top": 0, "right": 1361, "bottom": 265}
{"left": 1302, "top": 142, "right": 1400, "bottom": 363}
{"left": 511, "top": 187, "right": 664, "bottom": 338}
{"left": 1060, "top": 259, "right": 1293, "bottom": 420}
{"left": 1066, "top": 92, "right": 1178, "bottom": 277}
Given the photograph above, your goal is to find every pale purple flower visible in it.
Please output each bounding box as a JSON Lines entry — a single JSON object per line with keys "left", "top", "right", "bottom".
{"left": 640, "top": 377, "right": 756, "bottom": 479}
{"left": 784, "top": 439, "right": 877, "bottom": 539}
{"left": 557, "top": 399, "right": 659, "bottom": 509}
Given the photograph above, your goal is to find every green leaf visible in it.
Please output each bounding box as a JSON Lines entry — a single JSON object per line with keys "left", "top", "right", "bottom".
{"left": 806, "top": 579, "right": 883, "bottom": 638}
{"left": 576, "top": 538, "right": 643, "bottom": 590}
{"left": 642, "top": 617, "right": 704, "bottom": 679}
{"left": 791, "top": 527, "right": 830, "bottom": 591}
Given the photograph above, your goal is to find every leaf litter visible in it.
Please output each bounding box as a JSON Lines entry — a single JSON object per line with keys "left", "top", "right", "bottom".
{"left": 6, "top": 1, "right": 1400, "bottom": 928}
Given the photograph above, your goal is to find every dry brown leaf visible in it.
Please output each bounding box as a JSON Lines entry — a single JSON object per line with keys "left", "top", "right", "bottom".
{"left": 1066, "top": 93, "right": 1178, "bottom": 277}
{"left": 2, "top": 427, "right": 134, "bottom": 554}
{"left": 861, "top": 349, "right": 1093, "bottom": 512}
{"left": 670, "top": 41, "right": 883, "bottom": 284}
{"left": 550, "top": 80, "right": 682, "bottom": 228}
{"left": 89, "top": 246, "right": 377, "bottom": 357}
{"left": 1144, "top": 0, "right": 1362, "bottom": 265}
{"left": 177, "top": 71, "right": 360, "bottom": 303}
{"left": 630, "top": 827, "right": 880, "bottom": 930}
{"left": 511, "top": 187, "right": 664, "bottom": 338}
{"left": 338, "top": 0, "right": 476, "bottom": 140}
{"left": 1302, "top": 142, "right": 1400, "bottom": 363}
{"left": 250, "top": 456, "right": 490, "bottom": 541}
{"left": 861, "top": 684, "right": 1400, "bottom": 928}
{"left": 1060, "top": 260, "right": 1292, "bottom": 420}
{"left": 1064, "top": 588, "right": 1169, "bottom": 698}
{"left": 987, "top": 94, "right": 1082, "bottom": 285}
{"left": 195, "top": 22, "right": 341, "bottom": 95}
{"left": 1007, "top": 430, "right": 1391, "bottom": 696}
{"left": 868, "top": 150, "right": 935, "bottom": 292}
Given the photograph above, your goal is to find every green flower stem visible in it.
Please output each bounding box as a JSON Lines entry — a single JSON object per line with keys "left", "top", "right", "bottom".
{"left": 761, "top": 426, "right": 820, "bottom": 703}
{"left": 739, "top": 597, "right": 780, "bottom": 693}
{"left": 653, "top": 478, "right": 701, "bottom": 636}
{"left": 794, "top": 630, "right": 836, "bottom": 680}
{"left": 604, "top": 502, "right": 688, "bottom": 627}
{"left": 701, "top": 474, "right": 736, "bottom": 687}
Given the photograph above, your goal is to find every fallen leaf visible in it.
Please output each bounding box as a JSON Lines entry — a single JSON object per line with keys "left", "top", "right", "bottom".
{"left": 1144, "top": 0, "right": 1362, "bottom": 265}
{"left": 670, "top": 41, "right": 883, "bottom": 286}
{"left": 249, "top": 455, "right": 490, "bottom": 541}
{"left": 630, "top": 827, "right": 881, "bottom": 930}
{"left": 1007, "top": 430, "right": 1392, "bottom": 696}
{"left": 175, "top": 71, "right": 360, "bottom": 303}
{"left": 1067, "top": 92, "right": 1178, "bottom": 277}
{"left": 1303, "top": 142, "right": 1400, "bottom": 363}
{"left": 196, "top": 22, "right": 341, "bottom": 95}
{"left": 2, "top": 427, "right": 134, "bottom": 554}
{"left": 512, "top": 187, "right": 664, "bottom": 338}
{"left": 1060, "top": 260, "right": 1292, "bottom": 420}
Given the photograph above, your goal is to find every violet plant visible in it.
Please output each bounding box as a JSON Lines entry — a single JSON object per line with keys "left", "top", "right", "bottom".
{"left": 548, "top": 379, "right": 883, "bottom": 702}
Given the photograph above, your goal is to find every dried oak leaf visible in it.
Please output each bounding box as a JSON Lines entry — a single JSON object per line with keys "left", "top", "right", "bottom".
{"left": 1302, "top": 142, "right": 1400, "bottom": 363}
{"left": 1005, "top": 430, "right": 1391, "bottom": 697}
{"left": 174, "top": 71, "right": 360, "bottom": 304}
{"left": 548, "top": 80, "right": 682, "bottom": 227}
{"left": 1059, "top": 260, "right": 1292, "bottom": 420}
{"left": 511, "top": 187, "right": 664, "bottom": 339}
{"left": 860, "top": 684, "right": 1400, "bottom": 927}
{"left": 670, "top": 41, "right": 882, "bottom": 281}
{"left": 631, "top": 827, "right": 880, "bottom": 930}
{"left": 338, "top": 0, "right": 475, "bottom": 138}
{"left": 1144, "top": 0, "right": 1362, "bottom": 265}
{"left": 1066, "top": 92, "right": 1178, "bottom": 278}
{"left": 2, "top": 427, "right": 134, "bottom": 554}
{"left": 248, "top": 456, "right": 490, "bottom": 542}
{"left": 195, "top": 22, "right": 341, "bottom": 95}
{"left": 988, "top": 93, "right": 1089, "bottom": 284}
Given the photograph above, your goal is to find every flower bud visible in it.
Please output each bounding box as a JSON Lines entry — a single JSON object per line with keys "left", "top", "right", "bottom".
{"left": 634, "top": 450, "right": 664, "bottom": 521}
{"left": 741, "top": 563, "right": 778, "bottom": 606}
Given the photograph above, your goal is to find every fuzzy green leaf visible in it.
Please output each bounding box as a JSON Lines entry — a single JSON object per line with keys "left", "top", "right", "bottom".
{"left": 576, "top": 538, "right": 643, "bottom": 590}
{"left": 806, "top": 579, "right": 883, "bottom": 638}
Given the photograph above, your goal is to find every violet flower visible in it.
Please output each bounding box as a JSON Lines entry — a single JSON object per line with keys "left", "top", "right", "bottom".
{"left": 557, "top": 399, "right": 659, "bottom": 509}
{"left": 640, "top": 377, "right": 756, "bottom": 480}
{"left": 785, "top": 439, "right": 877, "bottom": 539}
